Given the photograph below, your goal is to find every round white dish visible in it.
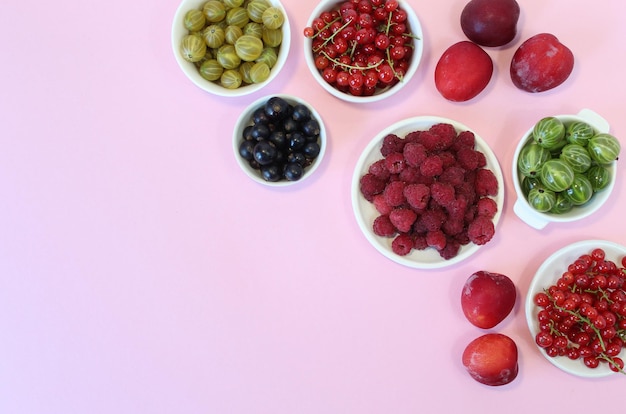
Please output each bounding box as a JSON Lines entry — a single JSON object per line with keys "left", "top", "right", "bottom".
{"left": 525, "top": 239, "right": 626, "bottom": 378}
{"left": 351, "top": 116, "right": 504, "bottom": 269}
{"left": 233, "top": 94, "right": 326, "bottom": 187}
{"left": 171, "top": 0, "right": 291, "bottom": 97}
{"left": 512, "top": 108, "right": 617, "bottom": 230}
{"left": 303, "top": 0, "right": 424, "bottom": 103}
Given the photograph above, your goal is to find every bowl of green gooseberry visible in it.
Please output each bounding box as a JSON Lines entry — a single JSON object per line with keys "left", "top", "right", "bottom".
{"left": 171, "top": 0, "right": 291, "bottom": 97}
{"left": 512, "top": 109, "right": 621, "bottom": 230}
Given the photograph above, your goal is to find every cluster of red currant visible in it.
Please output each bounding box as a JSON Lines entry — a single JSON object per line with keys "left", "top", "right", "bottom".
{"left": 303, "top": 0, "right": 417, "bottom": 97}
{"left": 533, "top": 248, "right": 626, "bottom": 374}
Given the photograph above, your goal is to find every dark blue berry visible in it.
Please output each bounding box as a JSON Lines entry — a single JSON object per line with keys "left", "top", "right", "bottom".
{"left": 289, "top": 132, "right": 307, "bottom": 151}
{"left": 265, "top": 96, "right": 291, "bottom": 120}
{"left": 239, "top": 140, "right": 256, "bottom": 160}
{"left": 291, "top": 104, "right": 311, "bottom": 122}
{"left": 253, "top": 140, "right": 277, "bottom": 165}
{"left": 303, "top": 142, "right": 321, "bottom": 159}
{"left": 283, "top": 162, "right": 304, "bottom": 181}
{"left": 261, "top": 164, "right": 282, "bottom": 182}
{"left": 302, "top": 119, "right": 321, "bottom": 137}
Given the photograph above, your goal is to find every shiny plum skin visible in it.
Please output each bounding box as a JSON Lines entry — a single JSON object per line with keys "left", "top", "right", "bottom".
{"left": 461, "top": 270, "right": 516, "bottom": 329}
{"left": 460, "top": 0, "right": 520, "bottom": 47}
{"left": 462, "top": 333, "right": 519, "bottom": 386}
{"left": 510, "top": 33, "right": 575, "bottom": 93}
{"left": 435, "top": 41, "right": 493, "bottom": 102}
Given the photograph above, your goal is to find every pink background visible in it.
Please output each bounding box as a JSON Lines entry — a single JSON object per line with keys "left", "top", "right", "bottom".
{"left": 1, "top": 0, "right": 625, "bottom": 412}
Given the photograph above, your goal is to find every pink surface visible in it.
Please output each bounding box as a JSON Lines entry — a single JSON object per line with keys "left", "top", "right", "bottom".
{"left": 1, "top": 0, "right": 625, "bottom": 412}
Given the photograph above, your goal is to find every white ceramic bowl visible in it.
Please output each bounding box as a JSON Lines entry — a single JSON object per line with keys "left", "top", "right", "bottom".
{"left": 351, "top": 116, "right": 504, "bottom": 269}
{"left": 303, "top": 0, "right": 424, "bottom": 103}
{"left": 525, "top": 239, "right": 626, "bottom": 378}
{"left": 233, "top": 94, "right": 326, "bottom": 186}
{"left": 512, "top": 109, "right": 617, "bottom": 230}
{"left": 171, "top": 0, "right": 291, "bottom": 97}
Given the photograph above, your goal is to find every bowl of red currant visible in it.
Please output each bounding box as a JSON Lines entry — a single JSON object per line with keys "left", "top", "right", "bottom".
{"left": 233, "top": 94, "right": 326, "bottom": 186}
{"left": 303, "top": 0, "right": 424, "bottom": 103}
{"left": 526, "top": 240, "right": 626, "bottom": 377}
{"left": 351, "top": 116, "right": 504, "bottom": 269}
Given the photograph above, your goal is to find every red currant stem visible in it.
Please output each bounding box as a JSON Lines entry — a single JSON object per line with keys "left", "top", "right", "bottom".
{"left": 320, "top": 50, "right": 383, "bottom": 71}
{"left": 597, "top": 354, "right": 626, "bottom": 375}
{"left": 543, "top": 289, "right": 607, "bottom": 351}
{"left": 312, "top": 18, "right": 350, "bottom": 53}
{"left": 384, "top": 11, "right": 393, "bottom": 35}
{"left": 384, "top": 48, "right": 404, "bottom": 82}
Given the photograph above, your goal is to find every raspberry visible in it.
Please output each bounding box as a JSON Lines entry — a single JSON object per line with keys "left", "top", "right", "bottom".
{"left": 476, "top": 197, "right": 498, "bottom": 218}
{"left": 420, "top": 154, "right": 444, "bottom": 177}
{"left": 413, "top": 234, "right": 428, "bottom": 250}
{"left": 404, "top": 183, "right": 430, "bottom": 210}
{"left": 438, "top": 151, "right": 456, "bottom": 168}
{"left": 430, "top": 182, "right": 456, "bottom": 207}
{"left": 446, "top": 195, "right": 468, "bottom": 219}
{"left": 398, "top": 166, "right": 422, "bottom": 184}
{"left": 426, "top": 230, "right": 447, "bottom": 251}
{"left": 453, "top": 130, "right": 476, "bottom": 151}
{"left": 417, "top": 208, "right": 446, "bottom": 232}
{"left": 392, "top": 233, "right": 414, "bottom": 256}
{"left": 418, "top": 131, "right": 442, "bottom": 151}
{"left": 467, "top": 216, "right": 495, "bottom": 245}
{"left": 442, "top": 217, "right": 465, "bottom": 236}
{"left": 372, "top": 194, "right": 393, "bottom": 215}
{"left": 456, "top": 179, "right": 477, "bottom": 206}
{"left": 368, "top": 159, "right": 391, "bottom": 180}
{"left": 429, "top": 123, "right": 456, "bottom": 150}
{"left": 360, "top": 173, "right": 386, "bottom": 202}
{"left": 383, "top": 180, "right": 406, "bottom": 207}
{"left": 381, "top": 133, "right": 404, "bottom": 156}
{"left": 373, "top": 215, "right": 396, "bottom": 237}
{"left": 439, "top": 166, "right": 466, "bottom": 187}
{"left": 404, "top": 130, "right": 422, "bottom": 144}
{"left": 403, "top": 142, "right": 427, "bottom": 167}
{"left": 389, "top": 207, "right": 418, "bottom": 233}
{"left": 476, "top": 151, "right": 487, "bottom": 168}
{"left": 475, "top": 168, "right": 499, "bottom": 196}
{"left": 384, "top": 152, "right": 406, "bottom": 174}
{"left": 456, "top": 147, "right": 481, "bottom": 171}
{"left": 439, "top": 238, "right": 461, "bottom": 260}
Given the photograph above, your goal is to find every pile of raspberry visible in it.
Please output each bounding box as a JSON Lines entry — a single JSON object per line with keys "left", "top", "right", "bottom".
{"left": 359, "top": 123, "right": 499, "bottom": 260}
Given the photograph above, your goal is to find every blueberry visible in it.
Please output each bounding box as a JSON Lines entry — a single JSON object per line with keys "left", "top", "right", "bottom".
{"left": 289, "top": 132, "right": 307, "bottom": 151}
{"left": 291, "top": 104, "right": 311, "bottom": 122}
{"left": 302, "top": 119, "right": 321, "bottom": 137}
{"left": 287, "top": 152, "right": 306, "bottom": 166}
{"left": 269, "top": 130, "right": 287, "bottom": 149}
{"left": 303, "top": 142, "right": 321, "bottom": 159}
{"left": 253, "top": 140, "right": 277, "bottom": 165}
{"left": 252, "top": 106, "right": 270, "bottom": 124}
{"left": 261, "top": 163, "right": 282, "bottom": 182}
{"left": 238, "top": 140, "right": 256, "bottom": 160}
{"left": 242, "top": 125, "right": 255, "bottom": 141}
{"left": 264, "top": 96, "right": 291, "bottom": 120}
{"left": 283, "top": 162, "right": 304, "bottom": 181}
{"left": 250, "top": 123, "right": 270, "bottom": 141}
{"left": 282, "top": 117, "right": 299, "bottom": 134}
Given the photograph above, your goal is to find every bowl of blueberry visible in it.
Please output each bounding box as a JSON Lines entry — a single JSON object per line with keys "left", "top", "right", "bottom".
{"left": 233, "top": 94, "right": 326, "bottom": 186}
{"left": 303, "top": 0, "right": 424, "bottom": 103}
{"left": 351, "top": 116, "right": 504, "bottom": 268}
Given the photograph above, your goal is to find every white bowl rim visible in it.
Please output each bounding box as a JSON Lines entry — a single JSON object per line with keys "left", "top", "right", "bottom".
{"left": 512, "top": 109, "right": 616, "bottom": 229}
{"left": 232, "top": 94, "right": 327, "bottom": 187}
{"left": 525, "top": 238, "right": 626, "bottom": 378}
{"left": 303, "top": 0, "right": 424, "bottom": 104}
{"left": 351, "top": 115, "right": 505, "bottom": 269}
{"left": 171, "top": 0, "right": 292, "bottom": 97}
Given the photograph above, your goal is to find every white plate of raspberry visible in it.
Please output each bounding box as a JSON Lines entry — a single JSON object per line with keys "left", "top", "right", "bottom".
{"left": 351, "top": 116, "right": 505, "bottom": 269}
